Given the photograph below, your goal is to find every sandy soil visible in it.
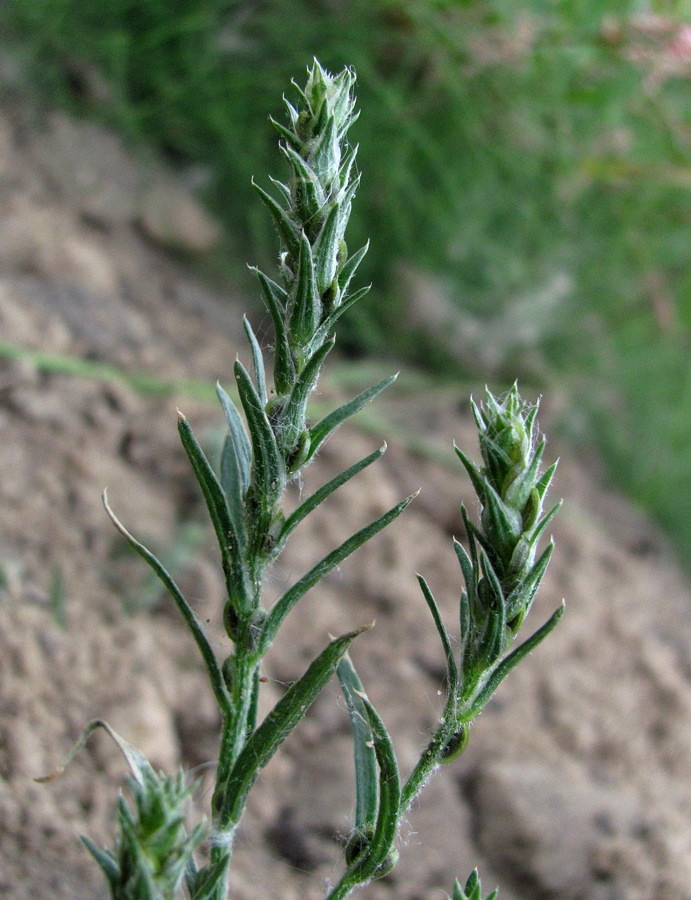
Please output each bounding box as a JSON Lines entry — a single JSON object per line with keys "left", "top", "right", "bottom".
{"left": 1, "top": 95, "right": 690, "bottom": 900}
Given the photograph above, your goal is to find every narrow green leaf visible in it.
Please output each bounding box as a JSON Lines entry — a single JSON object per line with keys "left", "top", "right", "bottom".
{"left": 178, "top": 412, "right": 249, "bottom": 609}
{"left": 460, "top": 507, "right": 484, "bottom": 572}
{"left": 268, "top": 174, "right": 292, "bottom": 204}
{"left": 464, "top": 869, "right": 480, "bottom": 900}
{"left": 525, "top": 403, "right": 539, "bottom": 444}
{"left": 311, "top": 115, "right": 338, "bottom": 183}
{"left": 504, "top": 440, "right": 545, "bottom": 510}
{"left": 283, "top": 97, "right": 298, "bottom": 127}
{"left": 416, "top": 574, "right": 458, "bottom": 694}
{"left": 270, "top": 116, "right": 299, "bottom": 148}
{"left": 313, "top": 85, "right": 329, "bottom": 133}
{"left": 251, "top": 264, "right": 288, "bottom": 308}
{"left": 289, "top": 76, "right": 308, "bottom": 109}
{"left": 234, "top": 360, "right": 285, "bottom": 514}
{"left": 102, "top": 494, "right": 232, "bottom": 718}
{"left": 529, "top": 500, "right": 563, "bottom": 547}
{"left": 479, "top": 550, "right": 505, "bottom": 611}
{"left": 243, "top": 316, "right": 267, "bottom": 407}
{"left": 483, "top": 483, "right": 522, "bottom": 551}
{"left": 216, "top": 384, "right": 250, "bottom": 554}
{"left": 337, "top": 241, "right": 369, "bottom": 297}
{"left": 313, "top": 201, "right": 341, "bottom": 293}
{"left": 337, "top": 655, "right": 378, "bottom": 834}
{"left": 483, "top": 438, "right": 510, "bottom": 490}
{"left": 276, "top": 445, "right": 385, "bottom": 551}
{"left": 477, "top": 591, "right": 505, "bottom": 672}
{"left": 251, "top": 178, "right": 299, "bottom": 258}
{"left": 463, "top": 603, "right": 565, "bottom": 721}
{"left": 290, "top": 232, "right": 321, "bottom": 347}
{"left": 483, "top": 388, "right": 503, "bottom": 419}
{"left": 281, "top": 144, "right": 325, "bottom": 222}
{"left": 311, "top": 284, "right": 371, "bottom": 348}
{"left": 251, "top": 267, "right": 294, "bottom": 395}
{"left": 505, "top": 541, "right": 554, "bottom": 623}
{"left": 462, "top": 509, "right": 494, "bottom": 564}
{"left": 453, "top": 537, "right": 475, "bottom": 596}
{"left": 189, "top": 858, "right": 229, "bottom": 900}
{"left": 338, "top": 145, "right": 359, "bottom": 193}
{"left": 469, "top": 396, "right": 486, "bottom": 435}
{"left": 459, "top": 589, "right": 471, "bottom": 664}
{"left": 280, "top": 337, "right": 335, "bottom": 451}
{"left": 353, "top": 695, "right": 400, "bottom": 876}
{"left": 219, "top": 438, "right": 247, "bottom": 547}
{"left": 334, "top": 76, "right": 357, "bottom": 133}
{"left": 337, "top": 173, "right": 361, "bottom": 223}
{"left": 216, "top": 383, "right": 251, "bottom": 494}
{"left": 258, "top": 492, "right": 416, "bottom": 656}
{"left": 453, "top": 868, "right": 498, "bottom": 900}
{"left": 454, "top": 445, "right": 486, "bottom": 503}
{"left": 219, "top": 627, "right": 369, "bottom": 828}
{"left": 535, "top": 460, "right": 558, "bottom": 500}
{"left": 80, "top": 836, "right": 119, "bottom": 888}
{"left": 307, "top": 374, "right": 397, "bottom": 462}
{"left": 330, "top": 692, "right": 400, "bottom": 895}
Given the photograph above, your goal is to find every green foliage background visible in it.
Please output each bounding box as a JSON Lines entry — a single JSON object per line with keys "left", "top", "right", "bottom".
{"left": 3, "top": 0, "right": 690, "bottom": 561}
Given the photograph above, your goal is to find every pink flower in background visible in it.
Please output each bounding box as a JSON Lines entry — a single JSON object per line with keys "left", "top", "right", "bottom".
{"left": 609, "top": 15, "right": 691, "bottom": 88}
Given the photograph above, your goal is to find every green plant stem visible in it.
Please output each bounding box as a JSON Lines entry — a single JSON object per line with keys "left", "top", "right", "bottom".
{"left": 206, "top": 651, "right": 258, "bottom": 897}
{"left": 213, "top": 661, "right": 255, "bottom": 804}
{"left": 327, "top": 877, "right": 355, "bottom": 900}
{"left": 400, "top": 724, "right": 460, "bottom": 815}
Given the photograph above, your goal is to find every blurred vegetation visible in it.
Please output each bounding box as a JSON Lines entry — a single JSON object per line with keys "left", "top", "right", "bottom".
{"left": 2, "top": 0, "right": 690, "bottom": 561}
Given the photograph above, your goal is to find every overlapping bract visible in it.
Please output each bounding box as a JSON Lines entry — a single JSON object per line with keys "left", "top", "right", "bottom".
{"left": 452, "top": 384, "right": 562, "bottom": 706}
{"left": 456, "top": 383, "right": 560, "bottom": 614}
{"left": 211, "top": 60, "right": 389, "bottom": 620}
{"left": 410, "top": 386, "right": 563, "bottom": 778}
{"left": 249, "top": 60, "right": 370, "bottom": 465}
{"left": 184, "top": 60, "right": 404, "bottom": 640}
{"left": 452, "top": 869, "right": 498, "bottom": 900}
{"left": 83, "top": 752, "right": 204, "bottom": 900}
